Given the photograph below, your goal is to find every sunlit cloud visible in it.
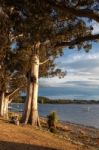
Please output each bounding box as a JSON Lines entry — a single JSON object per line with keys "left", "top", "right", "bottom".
{"left": 92, "top": 21, "right": 99, "bottom": 35}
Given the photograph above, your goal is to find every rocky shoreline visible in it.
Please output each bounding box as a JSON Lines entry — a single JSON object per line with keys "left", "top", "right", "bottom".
{"left": 40, "top": 117, "right": 99, "bottom": 149}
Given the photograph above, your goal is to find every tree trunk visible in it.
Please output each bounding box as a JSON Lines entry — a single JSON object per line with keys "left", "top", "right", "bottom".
{"left": 0, "top": 92, "right": 5, "bottom": 117}
{"left": 0, "top": 92, "right": 9, "bottom": 119}
{"left": 22, "top": 54, "right": 40, "bottom": 126}
{"left": 3, "top": 96, "right": 9, "bottom": 119}
{"left": 29, "top": 55, "right": 40, "bottom": 126}
{"left": 0, "top": 88, "right": 21, "bottom": 119}
{"left": 21, "top": 80, "right": 33, "bottom": 124}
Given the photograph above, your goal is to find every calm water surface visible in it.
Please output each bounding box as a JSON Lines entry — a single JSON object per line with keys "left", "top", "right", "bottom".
{"left": 10, "top": 103, "right": 99, "bottom": 128}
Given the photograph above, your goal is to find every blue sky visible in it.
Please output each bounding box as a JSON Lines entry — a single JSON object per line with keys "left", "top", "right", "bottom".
{"left": 39, "top": 21, "right": 99, "bottom": 100}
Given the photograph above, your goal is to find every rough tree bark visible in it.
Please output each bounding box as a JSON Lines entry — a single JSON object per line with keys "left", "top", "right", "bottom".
{"left": 22, "top": 54, "right": 40, "bottom": 126}
{"left": 21, "top": 77, "right": 33, "bottom": 124}
{"left": 0, "top": 92, "right": 9, "bottom": 119}
{"left": 3, "top": 96, "right": 9, "bottom": 119}
{"left": 0, "top": 92, "right": 5, "bottom": 117}
{"left": 29, "top": 54, "right": 40, "bottom": 126}
{"left": 0, "top": 88, "right": 21, "bottom": 119}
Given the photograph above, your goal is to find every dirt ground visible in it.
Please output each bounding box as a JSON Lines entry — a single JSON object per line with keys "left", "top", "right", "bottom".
{"left": 0, "top": 119, "right": 97, "bottom": 150}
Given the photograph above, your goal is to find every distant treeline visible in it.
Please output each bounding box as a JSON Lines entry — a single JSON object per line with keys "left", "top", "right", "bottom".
{"left": 13, "top": 96, "right": 99, "bottom": 104}
{"left": 38, "top": 96, "right": 99, "bottom": 104}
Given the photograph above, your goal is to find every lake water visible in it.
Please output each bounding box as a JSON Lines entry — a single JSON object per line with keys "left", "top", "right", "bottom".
{"left": 9, "top": 103, "right": 99, "bottom": 128}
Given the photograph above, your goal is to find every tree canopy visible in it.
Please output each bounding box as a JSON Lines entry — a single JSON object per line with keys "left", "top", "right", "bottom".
{"left": 0, "top": 0, "right": 99, "bottom": 93}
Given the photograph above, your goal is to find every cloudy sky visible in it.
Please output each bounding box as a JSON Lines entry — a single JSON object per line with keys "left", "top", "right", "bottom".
{"left": 39, "top": 21, "right": 99, "bottom": 100}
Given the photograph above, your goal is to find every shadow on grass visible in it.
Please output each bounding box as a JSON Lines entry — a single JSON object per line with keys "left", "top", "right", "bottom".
{"left": 0, "top": 141, "right": 57, "bottom": 150}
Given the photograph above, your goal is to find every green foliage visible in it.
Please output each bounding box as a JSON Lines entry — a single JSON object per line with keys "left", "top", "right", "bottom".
{"left": 49, "top": 127, "right": 57, "bottom": 133}
{"left": 0, "top": 0, "right": 96, "bottom": 83}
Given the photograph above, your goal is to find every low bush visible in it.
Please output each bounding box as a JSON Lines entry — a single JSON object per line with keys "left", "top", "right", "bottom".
{"left": 47, "top": 111, "right": 58, "bottom": 133}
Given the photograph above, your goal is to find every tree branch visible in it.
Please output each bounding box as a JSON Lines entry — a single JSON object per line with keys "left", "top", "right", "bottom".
{"left": 7, "top": 88, "right": 20, "bottom": 99}
{"left": 7, "top": 87, "right": 23, "bottom": 103}
{"left": 8, "top": 98, "right": 13, "bottom": 104}
{"left": 46, "top": 0, "right": 99, "bottom": 23}
{"left": 55, "top": 33, "right": 99, "bottom": 48}
{"left": 40, "top": 58, "right": 50, "bottom": 65}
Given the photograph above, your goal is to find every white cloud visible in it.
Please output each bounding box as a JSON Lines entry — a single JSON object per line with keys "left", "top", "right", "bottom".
{"left": 57, "top": 52, "right": 99, "bottom": 65}
{"left": 39, "top": 49, "right": 99, "bottom": 90}
{"left": 92, "top": 21, "right": 99, "bottom": 35}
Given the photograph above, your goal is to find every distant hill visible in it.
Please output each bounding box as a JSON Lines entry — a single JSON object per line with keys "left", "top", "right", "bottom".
{"left": 13, "top": 96, "right": 99, "bottom": 104}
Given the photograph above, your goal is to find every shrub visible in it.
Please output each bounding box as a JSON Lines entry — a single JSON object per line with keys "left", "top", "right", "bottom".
{"left": 47, "top": 111, "right": 58, "bottom": 129}
{"left": 49, "top": 127, "right": 57, "bottom": 133}
{"left": 10, "top": 115, "right": 19, "bottom": 125}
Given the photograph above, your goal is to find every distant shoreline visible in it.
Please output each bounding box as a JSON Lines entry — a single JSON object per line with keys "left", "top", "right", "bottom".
{"left": 38, "top": 96, "right": 99, "bottom": 104}
{"left": 13, "top": 96, "right": 99, "bottom": 104}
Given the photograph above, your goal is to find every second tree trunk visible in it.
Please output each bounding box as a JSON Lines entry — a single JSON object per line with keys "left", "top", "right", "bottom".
{"left": 22, "top": 54, "right": 40, "bottom": 126}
